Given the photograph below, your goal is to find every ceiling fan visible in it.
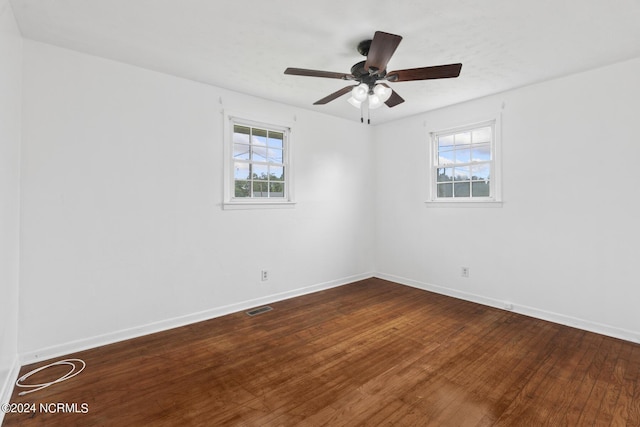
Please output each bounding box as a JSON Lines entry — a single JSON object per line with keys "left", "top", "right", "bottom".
{"left": 284, "top": 31, "right": 462, "bottom": 117}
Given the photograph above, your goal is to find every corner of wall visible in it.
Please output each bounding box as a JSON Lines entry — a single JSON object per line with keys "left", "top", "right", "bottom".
{"left": 0, "top": 357, "right": 20, "bottom": 406}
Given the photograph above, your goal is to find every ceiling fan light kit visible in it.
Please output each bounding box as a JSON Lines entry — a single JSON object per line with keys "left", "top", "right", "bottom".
{"left": 284, "top": 31, "right": 462, "bottom": 122}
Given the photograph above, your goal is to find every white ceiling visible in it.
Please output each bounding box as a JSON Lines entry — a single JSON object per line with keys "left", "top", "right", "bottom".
{"left": 10, "top": 0, "right": 640, "bottom": 124}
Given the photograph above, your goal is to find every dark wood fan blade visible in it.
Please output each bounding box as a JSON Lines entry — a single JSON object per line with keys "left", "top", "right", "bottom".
{"left": 386, "top": 63, "right": 462, "bottom": 82}
{"left": 380, "top": 83, "right": 405, "bottom": 107}
{"left": 284, "top": 67, "right": 353, "bottom": 80}
{"left": 364, "top": 31, "right": 402, "bottom": 75}
{"left": 313, "top": 85, "right": 355, "bottom": 105}
{"left": 385, "top": 90, "right": 404, "bottom": 107}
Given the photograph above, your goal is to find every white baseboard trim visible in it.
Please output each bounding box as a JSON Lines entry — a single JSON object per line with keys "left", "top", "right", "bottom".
{"left": 20, "top": 272, "right": 374, "bottom": 365}
{"left": 0, "top": 356, "right": 21, "bottom": 424}
{"left": 375, "top": 272, "right": 640, "bottom": 345}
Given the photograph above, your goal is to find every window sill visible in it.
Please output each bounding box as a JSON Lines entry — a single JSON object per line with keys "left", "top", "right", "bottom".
{"left": 425, "top": 200, "right": 503, "bottom": 208}
{"left": 223, "top": 200, "right": 296, "bottom": 210}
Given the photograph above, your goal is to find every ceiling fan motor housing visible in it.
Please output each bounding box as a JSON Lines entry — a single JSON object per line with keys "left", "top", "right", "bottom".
{"left": 350, "top": 60, "right": 386, "bottom": 91}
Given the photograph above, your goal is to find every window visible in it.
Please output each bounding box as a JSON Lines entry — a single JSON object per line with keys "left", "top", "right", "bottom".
{"left": 429, "top": 120, "right": 500, "bottom": 203}
{"left": 223, "top": 114, "right": 293, "bottom": 209}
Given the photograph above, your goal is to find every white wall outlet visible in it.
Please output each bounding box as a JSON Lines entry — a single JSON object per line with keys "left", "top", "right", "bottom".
{"left": 261, "top": 270, "right": 268, "bottom": 281}
{"left": 461, "top": 267, "right": 469, "bottom": 278}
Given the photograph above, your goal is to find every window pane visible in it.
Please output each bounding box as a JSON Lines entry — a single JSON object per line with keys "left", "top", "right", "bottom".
{"left": 252, "top": 164, "right": 268, "bottom": 180}
{"left": 233, "top": 143, "right": 250, "bottom": 160}
{"left": 234, "top": 180, "right": 250, "bottom": 197}
{"left": 454, "top": 167, "right": 470, "bottom": 181}
{"left": 234, "top": 162, "right": 250, "bottom": 180}
{"left": 269, "top": 182, "right": 284, "bottom": 198}
{"left": 437, "top": 183, "right": 453, "bottom": 198}
{"left": 252, "top": 145, "right": 268, "bottom": 162}
{"left": 438, "top": 148, "right": 455, "bottom": 165}
{"left": 234, "top": 125, "right": 250, "bottom": 134}
{"left": 432, "top": 122, "right": 496, "bottom": 201}
{"left": 252, "top": 181, "right": 268, "bottom": 197}
{"left": 471, "top": 163, "right": 491, "bottom": 181}
{"left": 454, "top": 148, "right": 471, "bottom": 164}
{"left": 252, "top": 128, "right": 268, "bottom": 146}
{"left": 269, "top": 165, "right": 284, "bottom": 181}
{"left": 230, "top": 120, "right": 289, "bottom": 202}
{"left": 233, "top": 125, "right": 251, "bottom": 144}
{"left": 438, "top": 134, "right": 454, "bottom": 148}
{"left": 268, "top": 148, "right": 283, "bottom": 163}
{"left": 472, "top": 181, "right": 491, "bottom": 197}
{"left": 455, "top": 132, "right": 471, "bottom": 146}
{"left": 268, "top": 131, "right": 284, "bottom": 149}
{"left": 437, "top": 168, "right": 452, "bottom": 182}
{"left": 471, "top": 144, "right": 491, "bottom": 162}
{"left": 454, "top": 182, "right": 470, "bottom": 197}
{"left": 472, "top": 127, "right": 491, "bottom": 143}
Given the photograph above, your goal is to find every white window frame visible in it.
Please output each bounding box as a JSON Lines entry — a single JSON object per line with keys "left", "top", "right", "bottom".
{"left": 426, "top": 116, "right": 502, "bottom": 207}
{"left": 223, "top": 111, "right": 295, "bottom": 210}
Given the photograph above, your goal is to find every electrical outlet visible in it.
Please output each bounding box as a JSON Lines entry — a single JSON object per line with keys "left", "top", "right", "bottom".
{"left": 461, "top": 267, "right": 469, "bottom": 278}
{"left": 261, "top": 270, "right": 268, "bottom": 281}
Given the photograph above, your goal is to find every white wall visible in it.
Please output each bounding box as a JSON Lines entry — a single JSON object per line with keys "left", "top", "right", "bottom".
{"left": 375, "top": 57, "right": 640, "bottom": 342}
{"left": 0, "top": 0, "right": 22, "bottom": 406}
{"left": 19, "top": 40, "right": 374, "bottom": 359}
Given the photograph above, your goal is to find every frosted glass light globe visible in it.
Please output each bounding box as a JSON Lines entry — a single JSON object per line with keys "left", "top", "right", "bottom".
{"left": 368, "top": 94, "right": 383, "bottom": 109}
{"left": 347, "top": 96, "right": 362, "bottom": 108}
{"left": 351, "top": 83, "right": 369, "bottom": 102}
{"left": 373, "top": 84, "right": 392, "bottom": 103}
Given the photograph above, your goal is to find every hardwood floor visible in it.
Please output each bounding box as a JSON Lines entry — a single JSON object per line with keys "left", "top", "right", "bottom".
{"left": 4, "top": 278, "right": 640, "bottom": 426}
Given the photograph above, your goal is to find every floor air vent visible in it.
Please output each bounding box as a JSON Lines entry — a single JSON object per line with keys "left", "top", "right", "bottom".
{"left": 246, "top": 306, "right": 273, "bottom": 316}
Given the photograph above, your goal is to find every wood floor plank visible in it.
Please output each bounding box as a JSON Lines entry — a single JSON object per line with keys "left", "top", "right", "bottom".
{"left": 608, "top": 340, "right": 635, "bottom": 427}
{"left": 575, "top": 337, "right": 623, "bottom": 425}
{"left": 628, "top": 347, "right": 640, "bottom": 425}
{"left": 4, "top": 278, "right": 640, "bottom": 426}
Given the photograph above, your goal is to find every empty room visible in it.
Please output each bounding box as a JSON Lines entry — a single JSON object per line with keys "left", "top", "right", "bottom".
{"left": 2, "top": 0, "right": 640, "bottom": 425}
